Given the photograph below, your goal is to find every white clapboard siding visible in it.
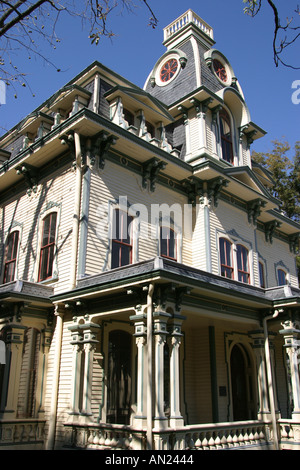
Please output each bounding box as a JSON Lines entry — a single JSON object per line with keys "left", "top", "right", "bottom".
{"left": 85, "top": 160, "right": 191, "bottom": 275}
{"left": 256, "top": 228, "right": 299, "bottom": 288}
{"left": 1, "top": 163, "right": 76, "bottom": 294}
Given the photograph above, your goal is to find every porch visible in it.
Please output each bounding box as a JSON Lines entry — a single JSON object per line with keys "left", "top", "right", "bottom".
{"left": 49, "top": 259, "right": 300, "bottom": 451}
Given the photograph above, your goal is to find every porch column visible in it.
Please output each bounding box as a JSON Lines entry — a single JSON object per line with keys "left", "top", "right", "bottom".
{"left": 130, "top": 312, "right": 147, "bottom": 426}
{"left": 168, "top": 315, "right": 185, "bottom": 427}
{"left": 250, "top": 330, "right": 270, "bottom": 420}
{"left": 280, "top": 320, "right": 300, "bottom": 418}
{"left": 36, "top": 327, "right": 53, "bottom": 418}
{"left": 0, "top": 323, "right": 26, "bottom": 418}
{"left": 153, "top": 311, "right": 171, "bottom": 430}
{"left": 68, "top": 322, "right": 84, "bottom": 420}
{"left": 80, "top": 322, "right": 101, "bottom": 421}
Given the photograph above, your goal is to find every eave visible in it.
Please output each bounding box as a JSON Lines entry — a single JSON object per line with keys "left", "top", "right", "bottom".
{"left": 51, "top": 257, "right": 272, "bottom": 312}
{"left": 167, "top": 85, "right": 223, "bottom": 118}
{"left": 104, "top": 86, "right": 174, "bottom": 126}
{"left": 0, "top": 108, "right": 192, "bottom": 194}
{"left": 0, "top": 280, "right": 53, "bottom": 309}
{"left": 192, "top": 159, "right": 278, "bottom": 211}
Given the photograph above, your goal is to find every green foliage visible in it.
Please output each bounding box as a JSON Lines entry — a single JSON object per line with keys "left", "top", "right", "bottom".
{"left": 252, "top": 140, "right": 300, "bottom": 279}
{"left": 252, "top": 140, "right": 300, "bottom": 222}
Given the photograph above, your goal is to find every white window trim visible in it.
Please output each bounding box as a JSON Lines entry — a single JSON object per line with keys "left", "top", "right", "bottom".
{"left": 217, "top": 233, "right": 254, "bottom": 285}
{"left": 32, "top": 203, "right": 61, "bottom": 283}
{"left": 1, "top": 224, "right": 22, "bottom": 283}
{"left": 105, "top": 199, "right": 139, "bottom": 271}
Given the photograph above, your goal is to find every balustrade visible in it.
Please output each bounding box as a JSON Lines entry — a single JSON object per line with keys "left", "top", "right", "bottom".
{"left": 0, "top": 419, "right": 45, "bottom": 449}
{"left": 163, "top": 10, "right": 214, "bottom": 42}
{"left": 64, "top": 420, "right": 274, "bottom": 450}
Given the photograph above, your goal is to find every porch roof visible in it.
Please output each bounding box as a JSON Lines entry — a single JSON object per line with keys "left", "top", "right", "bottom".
{"left": 50, "top": 257, "right": 300, "bottom": 312}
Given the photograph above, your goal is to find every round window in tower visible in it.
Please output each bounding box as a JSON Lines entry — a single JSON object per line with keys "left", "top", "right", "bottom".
{"left": 160, "top": 58, "right": 179, "bottom": 83}
{"left": 213, "top": 59, "right": 228, "bottom": 83}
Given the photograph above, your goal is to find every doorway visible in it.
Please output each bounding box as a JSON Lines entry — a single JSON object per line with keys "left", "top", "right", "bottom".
{"left": 107, "top": 330, "right": 132, "bottom": 424}
{"left": 230, "top": 343, "right": 255, "bottom": 421}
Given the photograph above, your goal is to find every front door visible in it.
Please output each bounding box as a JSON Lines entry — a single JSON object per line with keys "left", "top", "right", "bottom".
{"left": 107, "top": 330, "right": 132, "bottom": 424}
{"left": 230, "top": 344, "right": 250, "bottom": 421}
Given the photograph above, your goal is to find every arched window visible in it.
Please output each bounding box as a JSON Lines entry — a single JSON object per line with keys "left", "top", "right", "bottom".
{"left": 259, "top": 261, "right": 266, "bottom": 288}
{"left": 38, "top": 212, "right": 57, "bottom": 281}
{"left": 111, "top": 209, "right": 133, "bottom": 269}
{"left": 278, "top": 268, "right": 287, "bottom": 286}
{"left": 219, "top": 238, "right": 233, "bottom": 279}
{"left": 220, "top": 110, "right": 233, "bottom": 164}
{"left": 160, "top": 226, "right": 177, "bottom": 261}
{"left": 3, "top": 231, "right": 19, "bottom": 283}
{"left": 237, "top": 244, "right": 250, "bottom": 284}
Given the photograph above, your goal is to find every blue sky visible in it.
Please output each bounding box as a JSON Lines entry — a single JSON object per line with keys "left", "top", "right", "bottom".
{"left": 0, "top": 0, "right": 299, "bottom": 157}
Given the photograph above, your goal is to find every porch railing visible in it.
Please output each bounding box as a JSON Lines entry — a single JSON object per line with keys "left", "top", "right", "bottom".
{"left": 0, "top": 419, "right": 46, "bottom": 449}
{"left": 64, "top": 420, "right": 273, "bottom": 450}
{"left": 154, "top": 420, "right": 273, "bottom": 450}
{"left": 279, "top": 419, "right": 300, "bottom": 450}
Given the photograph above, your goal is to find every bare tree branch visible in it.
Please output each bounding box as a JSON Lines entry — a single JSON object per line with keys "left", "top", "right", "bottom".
{"left": 0, "top": 0, "right": 158, "bottom": 94}
{"left": 244, "top": 0, "right": 300, "bottom": 69}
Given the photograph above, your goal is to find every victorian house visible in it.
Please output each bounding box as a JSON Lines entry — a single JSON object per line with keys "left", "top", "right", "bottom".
{"left": 0, "top": 10, "right": 300, "bottom": 451}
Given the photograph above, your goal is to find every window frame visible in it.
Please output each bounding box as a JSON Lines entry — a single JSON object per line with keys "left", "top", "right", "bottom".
{"left": 38, "top": 212, "right": 58, "bottom": 282}
{"left": 219, "top": 109, "right": 234, "bottom": 164}
{"left": 3, "top": 230, "right": 20, "bottom": 283}
{"left": 259, "top": 261, "right": 266, "bottom": 288}
{"left": 219, "top": 237, "right": 234, "bottom": 279}
{"left": 160, "top": 226, "right": 177, "bottom": 261}
{"left": 277, "top": 268, "right": 288, "bottom": 286}
{"left": 236, "top": 244, "right": 250, "bottom": 284}
{"left": 111, "top": 208, "right": 133, "bottom": 270}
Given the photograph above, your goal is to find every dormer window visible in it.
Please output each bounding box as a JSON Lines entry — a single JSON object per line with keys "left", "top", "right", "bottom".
{"left": 145, "top": 121, "right": 155, "bottom": 139}
{"left": 123, "top": 109, "right": 135, "bottom": 127}
{"left": 220, "top": 110, "right": 233, "bottom": 164}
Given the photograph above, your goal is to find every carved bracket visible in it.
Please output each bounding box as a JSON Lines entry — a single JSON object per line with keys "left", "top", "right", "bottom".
{"left": 182, "top": 177, "right": 203, "bottom": 206}
{"left": 289, "top": 233, "right": 300, "bottom": 254}
{"left": 247, "top": 199, "right": 266, "bottom": 225}
{"left": 207, "top": 177, "right": 229, "bottom": 207}
{"left": 264, "top": 220, "right": 281, "bottom": 243}
{"left": 91, "top": 130, "right": 118, "bottom": 170}
{"left": 16, "top": 163, "right": 39, "bottom": 196}
{"left": 142, "top": 157, "right": 167, "bottom": 192}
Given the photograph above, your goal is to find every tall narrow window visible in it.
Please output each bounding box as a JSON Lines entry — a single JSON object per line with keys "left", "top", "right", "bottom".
{"left": 259, "top": 261, "right": 266, "bottom": 288}
{"left": 219, "top": 238, "right": 233, "bottom": 279}
{"left": 111, "top": 209, "right": 133, "bottom": 269}
{"left": 220, "top": 110, "right": 233, "bottom": 164}
{"left": 38, "top": 212, "right": 57, "bottom": 281}
{"left": 160, "top": 226, "right": 177, "bottom": 261}
{"left": 278, "top": 269, "right": 287, "bottom": 286}
{"left": 237, "top": 245, "right": 250, "bottom": 284}
{"left": 3, "top": 231, "right": 19, "bottom": 283}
